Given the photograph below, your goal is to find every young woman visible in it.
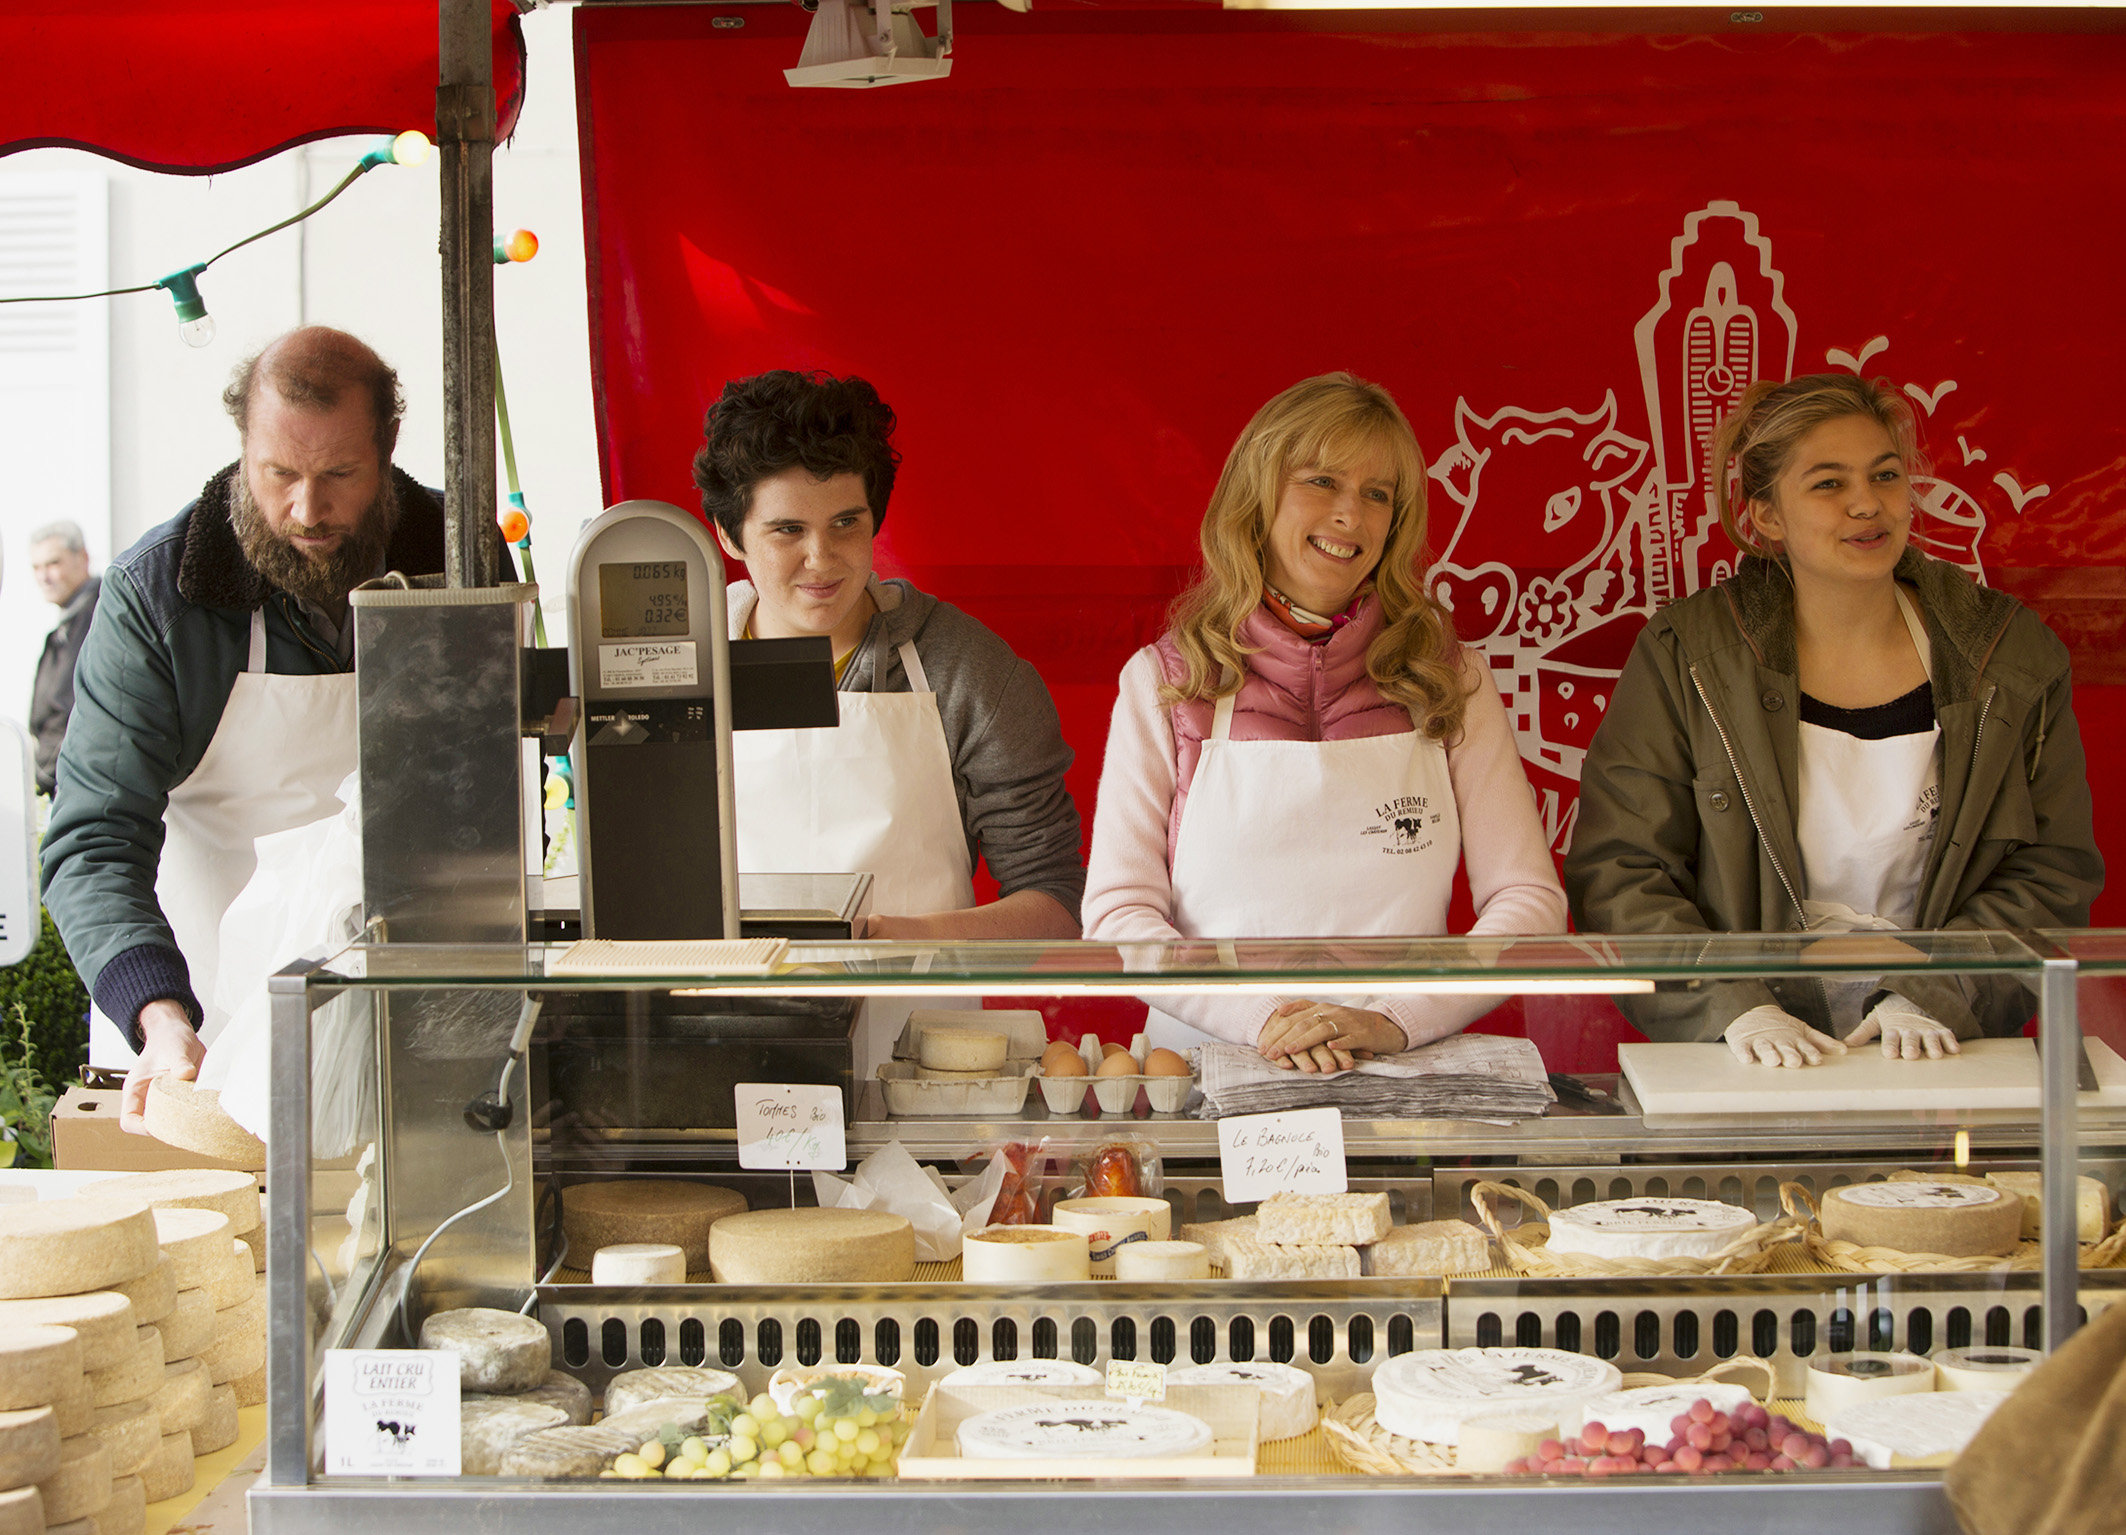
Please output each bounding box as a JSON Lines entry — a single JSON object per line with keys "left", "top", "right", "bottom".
{"left": 1567, "top": 373, "right": 2102, "bottom": 1066}
{"left": 1082, "top": 373, "right": 1566, "bottom": 1072}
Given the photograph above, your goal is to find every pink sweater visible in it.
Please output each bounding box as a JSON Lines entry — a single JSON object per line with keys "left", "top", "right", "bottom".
{"left": 1081, "top": 600, "right": 1567, "bottom": 1049}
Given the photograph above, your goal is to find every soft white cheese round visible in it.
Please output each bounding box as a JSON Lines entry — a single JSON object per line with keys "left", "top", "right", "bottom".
{"left": 1543, "top": 1198, "right": 1758, "bottom": 1262}
{"left": 1825, "top": 1389, "right": 2011, "bottom": 1468}
{"left": 1803, "top": 1352, "right": 1935, "bottom": 1422}
{"left": 1113, "top": 1241, "right": 1209, "bottom": 1282}
{"left": 1456, "top": 1412, "right": 1559, "bottom": 1473}
{"left": 1933, "top": 1346, "right": 2042, "bottom": 1393}
{"left": 589, "top": 1244, "right": 687, "bottom": 1285}
{"left": 940, "top": 1359, "right": 1102, "bottom": 1389}
{"left": 962, "top": 1226, "right": 1090, "bottom": 1283}
{"left": 1167, "top": 1362, "right": 1316, "bottom": 1441}
{"left": 1372, "top": 1349, "right": 1622, "bottom": 1446}
{"left": 1575, "top": 1380, "right": 1754, "bottom": 1440}
{"left": 956, "top": 1401, "right": 1213, "bottom": 1460}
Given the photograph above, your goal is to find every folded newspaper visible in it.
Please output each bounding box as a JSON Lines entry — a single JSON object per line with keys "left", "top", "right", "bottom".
{"left": 1195, "top": 1033, "right": 1556, "bottom": 1121}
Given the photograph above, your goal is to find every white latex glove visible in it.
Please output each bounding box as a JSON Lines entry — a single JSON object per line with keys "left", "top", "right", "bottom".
{"left": 1724, "top": 1003, "right": 1849, "bottom": 1069}
{"left": 1846, "top": 994, "right": 1961, "bottom": 1061}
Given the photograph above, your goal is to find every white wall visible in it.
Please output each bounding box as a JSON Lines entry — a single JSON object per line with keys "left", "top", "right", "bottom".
{"left": 0, "top": 4, "right": 600, "bottom": 730}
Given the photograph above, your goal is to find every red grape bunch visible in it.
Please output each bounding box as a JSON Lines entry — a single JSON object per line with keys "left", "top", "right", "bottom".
{"left": 1499, "top": 1397, "right": 1859, "bottom": 1477}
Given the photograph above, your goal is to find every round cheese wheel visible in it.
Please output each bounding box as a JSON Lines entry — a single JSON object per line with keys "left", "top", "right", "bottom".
{"left": 1932, "top": 1345, "right": 2042, "bottom": 1392}
{"left": 201, "top": 1290, "right": 265, "bottom": 1385}
{"left": 0, "top": 1407, "right": 59, "bottom": 1494}
{"left": 460, "top": 1396, "right": 569, "bottom": 1475}
{"left": 108, "top": 1257, "right": 175, "bottom": 1327}
{"left": 155, "top": 1290, "right": 215, "bottom": 1364}
{"left": 1113, "top": 1241, "right": 1210, "bottom": 1282}
{"left": 708, "top": 1208, "right": 915, "bottom": 1284}
{"left": 588, "top": 1244, "right": 685, "bottom": 1286}
{"left": 560, "top": 1182, "right": 745, "bottom": 1272}
{"left": 0, "top": 1325, "right": 82, "bottom": 1414}
{"left": 150, "top": 1360, "right": 207, "bottom": 1436}
{"left": 1049, "top": 1197, "right": 1173, "bottom": 1277}
{"left": 957, "top": 1401, "right": 1214, "bottom": 1460}
{"left": 201, "top": 1241, "right": 253, "bottom": 1311}
{"left": 962, "top": 1226, "right": 1090, "bottom": 1283}
{"left": 32, "top": 1434, "right": 111, "bottom": 1524}
{"left": 1371, "top": 1349, "right": 1623, "bottom": 1447}
{"left": 602, "top": 1367, "right": 744, "bottom": 1418}
{"left": 1804, "top": 1352, "right": 1935, "bottom": 1422}
{"left": 191, "top": 1384, "right": 239, "bottom": 1456}
{"left": 99, "top": 1473, "right": 146, "bottom": 1535}
{"left": 0, "top": 1297, "right": 133, "bottom": 1373}
{"left": 84, "top": 1172, "right": 259, "bottom": 1239}
{"left": 83, "top": 1401, "right": 159, "bottom": 1481}
{"left": 1820, "top": 1182, "right": 2023, "bottom": 1257}
{"left": 1825, "top": 1389, "right": 2011, "bottom": 1469}
{"left": 917, "top": 1027, "right": 1009, "bottom": 1073}
{"left": 229, "top": 1366, "right": 267, "bottom": 1409}
{"left": 136, "top": 1431, "right": 193, "bottom": 1502}
{"left": 0, "top": 1486, "right": 41, "bottom": 1535}
{"left": 139, "top": 1079, "right": 265, "bottom": 1167}
{"left": 0, "top": 1200, "right": 158, "bottom": 1301}
{"left": 1543, "top": 1198, "right": 1757, "bottom": 1262}
{"left": 1576, "top": 1380, "right": 1755, "bottom": 1440}
{"left": 418, "top": 1309, "right": 552, "bottom": 1394}
{"left": 478, "top": 1371, "right": 590, "bottom": 1426}
{"left": 498, "top": 1421, "right": 650, "bottom": 1480}
{"left": 87, "top": 1329, "right": 163, "bottom": 1409}
{"left": 149, "top": 1209, "right": 233, "bottom": 1293}
{"left": 1167, "top": 1361, "right": 1317, "bottom": 1441}
{"left": 939, "top": 1360, "right": 1101, "bottom": 1389}
{"left": 1455, "top": 1411, "right": 1560, "bottom": 1474}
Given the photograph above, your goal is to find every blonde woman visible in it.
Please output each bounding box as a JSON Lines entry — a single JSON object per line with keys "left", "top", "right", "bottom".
{"left": 1567, "top": 373, "right": 2102, "bottom": 1066}
{"left": 1082, "top": 374, "right": 1566, "bottom": 1072}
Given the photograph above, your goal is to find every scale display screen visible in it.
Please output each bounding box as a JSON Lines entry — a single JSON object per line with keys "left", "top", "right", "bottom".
{"left": 598, "top": 560, "right": 689, "bottom": 638}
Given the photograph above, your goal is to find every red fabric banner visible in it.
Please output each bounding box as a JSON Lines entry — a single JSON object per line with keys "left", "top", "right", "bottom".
{"left": 579, "top": 7, "right": 2126, "bottom": 1062}
{"left": 1, "top": 1, "right": 525, "bottom": 171}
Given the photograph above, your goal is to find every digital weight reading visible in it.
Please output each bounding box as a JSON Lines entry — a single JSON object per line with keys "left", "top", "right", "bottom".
{"left": 598, "top": 560, "right": 690, "bottom": 638}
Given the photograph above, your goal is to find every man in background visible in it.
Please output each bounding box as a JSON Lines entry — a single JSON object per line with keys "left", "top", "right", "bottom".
{"left": 27, "top": 521, "right": 99, "bottom": 796}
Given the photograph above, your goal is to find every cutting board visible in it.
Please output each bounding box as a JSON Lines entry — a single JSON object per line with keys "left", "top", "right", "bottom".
{"left": 1620, "top": 1037, "right": 2126, "bottom": 1121}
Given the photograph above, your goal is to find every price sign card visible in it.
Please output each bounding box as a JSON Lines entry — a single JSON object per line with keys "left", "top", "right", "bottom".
{"left": 1105, "top": 1359, "right": 1168, "bottom": 1404}
{"left": 735, "top": 1083, "right": 847, "bottom": 1170}
{"left": 324, "top": 1349, "right": 460, "bottom": 1476}
{"left": 1217, "top": 1107, "right": 1348, "bottom": 1204}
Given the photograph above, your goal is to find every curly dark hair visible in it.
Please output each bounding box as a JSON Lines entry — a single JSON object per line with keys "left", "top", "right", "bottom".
{"left": 692, "top": 371, "right": 900, "bottom": 548}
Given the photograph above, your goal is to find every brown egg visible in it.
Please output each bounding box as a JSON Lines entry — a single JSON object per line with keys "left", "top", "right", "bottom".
{"left": 1143, "top": 1048, "right": 1190, "bottom": 1078}
{"left": 1095, "top": 1050, "right": 1140, "bottom": 1078}
{"left": 1100, "top": 1041, "right": 1131, "bottom": 1059}
{"left": 1041, "top": 1040, "right": 1088, "bottom": 1077}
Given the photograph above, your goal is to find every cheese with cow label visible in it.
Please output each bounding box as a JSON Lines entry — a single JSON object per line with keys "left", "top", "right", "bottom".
{"left": 561, "top": 1181, "right": 746, "bottom": 1272}
{"left": 1575, "top": 1380, "right": 1755, "bottom": 1440}
{"left": 201, "top": 1290, "right": 265, "bottom": 1385}
{"left": 602, "top": 1367, "right": 743, "bottom": 1417}
{"left": 88, "top": 1329, "right": 164, "bottom": 1407}
{"left": 1982, "top": 1172, "right": 2111, "bottom": 1242}
{"left": 0, "top": 1325, "right": 82, "bottom": 1414}
{"left": 460, "top": 1397, "right": 570, "bottom": 1475}
{"left": 191, "top": 1385, "right": 239, "bottom": 1455}
{"left": 940, "top": 1360, "right": 1103, "bottom": 1389}
{"left": 419, "top": 1308, "right": 552, "bottom": 1394}
{"left": 1167, "top": 1362, "right": 1316, "bottom": 1441}
{"left": 148, "top": 1209, "right": 233, "bottom": 1293}
{"left": 83, "top": 1402, "right": 158, "bottom": 1478}
{"left": 31, "top": 1435, "right": 110, "bottom": 1525}
{"left": 1820, "top": 1182, "right": 2023, "bottom": 1257}
{"left": 708, "top": 1208, "right": 915, "bottom": 1284}
{"left": 1543, "top": 1198, "right": 1758, "bottom": 1262}
{"left": 154, "top": 1289, "right": 215, "bottom": 1363}
{"left": 85, "top": 1172, "right": 259, "bottom": 1238}
{"left": 1365, "top": 1221, "right": 1494, "bottom": 1277}
{"left": 956, "top": 1401, "right": 1214, "bottom": 1461}
{"left": 1825, "top": 1389, "right": 2010, "bottom": 1469}
{"left": 0, "top": 1407, "right": 59, "bottom": 1493}
{"left": 136, "top": 1431, "right": 192, "bottom": 1503}
{"left": 150, "top": 1361, "right": 206, "bottom": 1436}
{"left": 0, "top": 1297, "right": 132, "bottom": 1373}
{"left": 0, "top": 1486, "right": 42, "bottom": 1535}
{"left": 98, "top": 1473, "right": 146, "bottom": 1535}
{"left": 1372, "top": 1349, "right": 1623, "bottom": 1446}
{"left": 1254, "top": 1192, "right": 1391, "bottom": 1247}
{"left": 0, "top": 1200, "right": 157, "bottom": 1301}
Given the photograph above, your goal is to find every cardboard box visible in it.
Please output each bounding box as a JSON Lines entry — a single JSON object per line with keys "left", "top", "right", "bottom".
{"left": 50, "top": 1086, "right": 265, "bottom": 1174}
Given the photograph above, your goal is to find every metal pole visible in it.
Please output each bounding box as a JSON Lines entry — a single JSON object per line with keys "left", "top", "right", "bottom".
{"left": 438, "top": 0, "right": 499, "bottom": 588}
{"left": 264, "top": 964, "right": 317, "bottom": 1486}
{"left": 2038, "top": 954, "right": 2081, "bottom": 1350}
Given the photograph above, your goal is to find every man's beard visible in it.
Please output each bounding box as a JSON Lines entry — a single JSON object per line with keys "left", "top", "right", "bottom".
{"left": 232, "top": 471, "right": 400, "bottom": 607}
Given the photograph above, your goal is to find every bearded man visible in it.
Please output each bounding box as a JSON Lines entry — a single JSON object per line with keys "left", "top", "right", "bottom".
{"left": 42, "top": 327, "right": 499, "bottom": 1131}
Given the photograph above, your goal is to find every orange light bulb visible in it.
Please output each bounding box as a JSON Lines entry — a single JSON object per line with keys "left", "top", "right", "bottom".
{"left": 499, "top": 508, "right": 531, "bottom": 543}
{"left": 503, "top": 228, "right": 539, "bottom": 263}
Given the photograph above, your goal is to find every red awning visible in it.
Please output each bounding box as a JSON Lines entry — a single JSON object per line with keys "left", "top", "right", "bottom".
{"left": 0, "top": 1, "right": 526, "bottom": 173}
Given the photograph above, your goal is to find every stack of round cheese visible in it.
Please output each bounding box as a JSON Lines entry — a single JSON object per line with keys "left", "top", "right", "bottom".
{"left": 89, "top": 1170, "right": 270, "bottom": 1461}
{"left": 420, "top": 1309, "right": 603, "bottom": 1475}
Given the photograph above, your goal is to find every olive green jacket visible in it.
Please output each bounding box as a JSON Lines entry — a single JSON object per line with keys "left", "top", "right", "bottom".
{"left": 1565, "top": 550, "right": 2102, "bottom": 1041}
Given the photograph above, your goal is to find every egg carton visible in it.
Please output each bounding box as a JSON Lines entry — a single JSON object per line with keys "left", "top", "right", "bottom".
{"left": 876, "top": 1061, "right": 1039, "bottom": 1117}
{"left": 892, "top": 1008, "right": 1050, "bottom": 1066}
{"left": 1038, "top": 1032, "right": 1195, "bottom": 1116}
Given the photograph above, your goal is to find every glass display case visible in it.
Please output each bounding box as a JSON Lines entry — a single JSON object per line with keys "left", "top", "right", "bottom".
{"left": 250, "top": 931, "right": 2126, "bottom": 1534}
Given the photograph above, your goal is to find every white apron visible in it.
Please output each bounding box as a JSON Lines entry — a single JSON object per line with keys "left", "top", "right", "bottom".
{"left": 731, "top": 621, "right": 975, "bottom": 1075}
{"left": 90, "top": 608, "right": 358, "bottom": 1066}
{"left": 1796, "top": 587, "right": 1941, "bottom": 1032}
{"left": 1148, "top": 685, "right": 1460, "bottom": 1051}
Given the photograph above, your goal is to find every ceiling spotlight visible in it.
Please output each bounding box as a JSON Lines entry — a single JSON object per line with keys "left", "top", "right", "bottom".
{"left": 785, "top": 0, "right": 954, "bottom": 89}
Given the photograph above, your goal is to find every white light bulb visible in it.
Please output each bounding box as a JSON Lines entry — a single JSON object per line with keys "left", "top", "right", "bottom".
{"left": 180, "top": 314, "right": 217, "bottom": 348}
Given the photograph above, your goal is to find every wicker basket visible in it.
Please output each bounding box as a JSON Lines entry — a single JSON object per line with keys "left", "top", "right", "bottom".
{"left": 1321, "top": 1357, "right": 1780, "bottom": 1477}
{"left": 1781, "top": 1182, "right": 2126, "bottom": 1274}
{"left": 1470, "top": 1182, "right": 1799, "bottom": 1278}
